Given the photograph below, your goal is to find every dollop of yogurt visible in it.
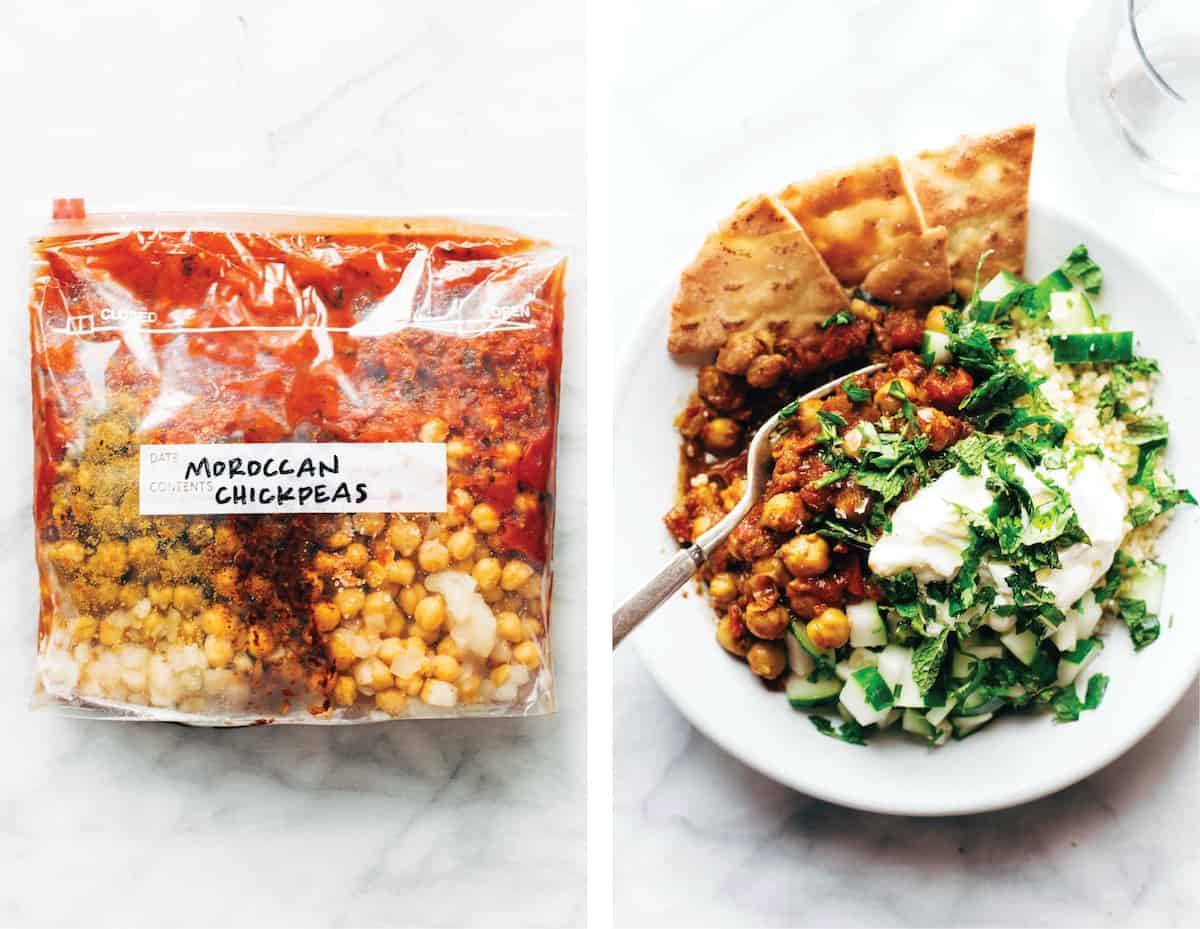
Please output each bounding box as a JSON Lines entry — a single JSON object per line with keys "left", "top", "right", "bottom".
{"left": 868, "top": 455, "right": 1127, "bottom": 610}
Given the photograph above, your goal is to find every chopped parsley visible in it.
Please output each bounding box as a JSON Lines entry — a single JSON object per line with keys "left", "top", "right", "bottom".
{"left": 1060, "top": 244, "right": 1103, "bottom": 294}
{"left": 808, "top": 714, "right": 869, "bottom": 745}
{"left": 820, "top": 309, "right": 854, "bottom": 329}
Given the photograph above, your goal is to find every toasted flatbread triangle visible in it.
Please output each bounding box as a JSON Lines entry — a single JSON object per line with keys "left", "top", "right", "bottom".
{"left": 859, "top": 227, "right": 951, "bottom": 306}
{"left": 904, "top": 125, "right": 1035, "bottom": 296}
{"left": 668, "top": 195, "right": 849, "bottom": 354}
{"left": 779, "top": 156, "right": 925, "bottom": 283}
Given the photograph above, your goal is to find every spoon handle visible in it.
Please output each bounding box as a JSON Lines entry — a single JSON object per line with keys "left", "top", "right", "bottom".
{"left": 612, "top": 544, "right": 707, "bottom": 648}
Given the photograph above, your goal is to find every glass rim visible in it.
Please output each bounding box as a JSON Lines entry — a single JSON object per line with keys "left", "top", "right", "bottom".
{"left": 1128, "top": 0, "right": 1188, "bottom": 103}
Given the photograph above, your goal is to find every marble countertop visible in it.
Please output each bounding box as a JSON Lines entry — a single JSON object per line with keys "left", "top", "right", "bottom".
{"left": 0, "top": 2, "right": 585, "bottom": 927}
{"left": 612, "top": 1, "right": 1198, "bottom": 926}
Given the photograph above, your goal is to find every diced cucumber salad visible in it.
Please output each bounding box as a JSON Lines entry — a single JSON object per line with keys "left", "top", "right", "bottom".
{"left": 799, "top": 246, "right": 1194, "bottom": 747}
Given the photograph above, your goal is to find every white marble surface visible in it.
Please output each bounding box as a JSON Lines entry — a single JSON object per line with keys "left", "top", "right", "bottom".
{"left": 611, "top": 1, "right": 1198, "bottom": 926}
{"left": 0, "top": 2, "right": 585, "bottom": 927}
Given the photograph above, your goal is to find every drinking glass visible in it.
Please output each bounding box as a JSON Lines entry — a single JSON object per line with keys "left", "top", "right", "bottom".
{"left": 1067, "top": 0, "right": 1200, "bottom": 192}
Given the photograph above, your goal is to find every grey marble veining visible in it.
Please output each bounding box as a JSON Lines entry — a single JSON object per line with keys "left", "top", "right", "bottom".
{"left": 0, "top": 2, "right": 585, "bottom": 926}
{"left": 612, "top": 1, "right": 1198, "bottom": 926}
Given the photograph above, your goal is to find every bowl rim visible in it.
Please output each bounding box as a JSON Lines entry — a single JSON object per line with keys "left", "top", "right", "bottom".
{"left": 616, "top": 200, "right": 1200, "bottom": 816}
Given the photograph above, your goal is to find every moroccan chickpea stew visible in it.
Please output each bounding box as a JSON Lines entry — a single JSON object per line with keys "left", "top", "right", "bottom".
{"left": 664, "top": 126, "right": 1193, "bottom": 745}
{"left": 30, "top": 207, "right": 566, "bottom": 723}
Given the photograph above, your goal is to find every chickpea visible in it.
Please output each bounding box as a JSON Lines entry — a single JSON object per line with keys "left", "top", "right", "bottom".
{"left": 147, "top": 581, "right": 173, "bottom": 610}
{"left": 778, "top": 534, "right": 831, "bottom": 578}
{"left": 325, "top": 530, "right": 353, "bottom": 550}
{"left": 200, "top": 605, "right": 235, "bottom": 637}
{"left": 436, "top": 636, "right": 459, "bottom": 658}
{"left": 916, "top": 406, "right": 957, "bottom": 452}
{"left": 204, "top": 634, "right": 234, "bottom": 668}
{"left": 420, "top": 418, "right": 449, "bottom": 443}
{"left": 744, "top": 604, "right": 789, "bottom": 640}
{"left": 874, "top": 377, "right": 917, "bottom": 414}
{"left": 708, "top": 572, "right": 738, "bottom": 603}
{"left": 746, "top": 641, "right": 787, "bottom": 679}
{"left": 364, "top": 560, "right": 388, "bottom": 589}
{"left": 470, "top": 503, "right": 500, "bottom": 534}
{"left": 489, "top": 664, "right": 512, "bottom": 687}
{"left": 172, "top": 585, "right": 203, "bottom": 615}
{"left": 496, "top": 611, "right": 524, "bottom": 643}
{"left": 697, "top": 365, "right": 747, "bottom": 411}
{"left": 701, "top": 417, "right": 741, "bottom": 452}
{"left": 399, "top": 583, "right": 426, "bottom": 618}
{"left": 760, "top": 492, "right": 806, "bottom": 532}
{"left": 90, "top": 540, "right": 128, "bottom": 578}
{"left": 512, "top": 641, "right": 541, "bottom": 670}
{"left": 334, "top": 587, "right": 366, "bottom": 620}
{"left": 343, "top": 542, "right": 369, "bottom": 570}
{"left": 375, "top": 689, "right": 408, "bottom": 716}
{"left": 353, "top": 512, "right": 387, "bottom": 538}
{"left": 807, "top": 607, "right": 851, "bottom": 649}
{"left": 472, "top": 557, "right": 502, "bottom": 592}
{"left": 389, "top": 520, "right": 422, "bottom": 557}
{"left": 49, "top": 539, "right": 86, "bottom": 570}
{"left": 925, "top": 305, "right": 953, "bottom": 334}
{"left": 447, "top": 527, "right": 476, "bottom": 562}
{"left": 746, "top": 354, "right": 788, "bottom": 389}
{"left": 418, "top": 540, "right": 450, "bottom": 574}
{"left": 414, "top": 594, "right": 446, "bottom": 633}
{"left": 432, "top": 655, "right": 461, "bottom": 682}
{"left": 716, "top": 613, "right": 750, "bottom": 657}
{"left": 333, "top": 674, "right": 358, "bottom": 706}
{"left": 715, "top": 332, "right": 765, "bottom": 375}
{"left": 751, "top": 556, "right": 789, "bottom": 585}
{"left": 797, "top": 398, "right": 824, "bottom": 435}
{"left": 459, "top": 675, "right": 482, "bottom": 703}
{"left": 500, "top": 559, "right": 534, "bottom": 592}
{"left": 127, "top": 536, "right": 157, "bottom": 568}
{"left": 354, "top": 656, "right": 394, "bottom": 693}
{"left": 98, "top": 618, "right": 123, "bottom": 647}
{"left": 446, "top": 438, "right": 473, "bottom": 465}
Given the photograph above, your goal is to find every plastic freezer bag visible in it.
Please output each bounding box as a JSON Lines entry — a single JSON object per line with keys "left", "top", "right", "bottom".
{"left": 28, "top": 205, "right": 566, "bottom": 724}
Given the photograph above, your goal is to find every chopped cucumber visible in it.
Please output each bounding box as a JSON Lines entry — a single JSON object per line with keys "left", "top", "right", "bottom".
{"left": 1049, "top": 289, "right": 1097, "bottom": 332}
{"left": 877, "top": 644, "right": 930, "bottom": 708}
{"left": 951, "top": 713, "right": 994, "bottom": 738}
{"left": 1075, "top": 591, "right": 1104, "bottom": 640}
{"left": 1037, "top": 268, "right": 1073, "bottom": 294}
{"left": 979, "top": 270, "right": 1024, "bottom": 302}
{"left": 839, "top": 666, "right": 894, "bottom": 726}
{"left": 785, "top": 673, "right": 842, "bottom": 708}
{"left": 877, "top": 707, "right": 901, "bottom": 730}
{"left": 950, "top": 649, "right": 977, "bottom": 680}
{"left": 1122, "top": 562, "right": 1165, "bottom": 615}
{"left": 1049, "top": 331, "right": 1134, "bottom": 364}
{"left": 1052, "top": 613, "right": 1079, "bottom": 653}
{"left": 786, "top": 634, "right": 816, "bottom": 677}
{"left": 791, "top": 620, "right": 835, "bottom": 665}
{"left": 902, "top": 708, "right": 935, "bottom": 739}
{"left": 922, "top": 329, "right": 951, "bottom": 365}
{"left": 925, "top": 698, "right": 957, "bottom": 727}
{"left": 958, "top": 688, "right": 1005, "bottom": 717}
{"left": 846, "top": 600, "right": 887, "bottom": 648}
{"left": 1057, "top": 638, "right": 1103, "bottom": 687}
{"left": 834, "top": 647, "right": 879, "bottom": 682}
{"left": 960, "top": 643, "right": 1004, "bottom": 660}
{"left": 1000, "top": 629, "right": 1040, "bottom": 667}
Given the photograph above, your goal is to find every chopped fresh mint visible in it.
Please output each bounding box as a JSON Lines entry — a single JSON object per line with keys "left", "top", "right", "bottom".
{"left": 1051, "top": 674, "right": 1109, "bottom": 722}
{"left": 911, "top": 630, "right": 951, "bottom": 695}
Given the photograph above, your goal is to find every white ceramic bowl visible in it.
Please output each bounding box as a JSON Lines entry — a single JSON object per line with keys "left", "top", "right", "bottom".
{"left": 615, "top": 205, "right": 1200, "bottom": 815}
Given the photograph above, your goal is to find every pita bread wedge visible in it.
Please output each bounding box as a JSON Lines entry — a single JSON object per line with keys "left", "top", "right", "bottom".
{"left": 778, "top": 155, "right": 929, "bottom": 286}
{"left": 859, "top": 227, "right": 952, "bottom": 306}
{"left": 668, "top": 194, "right": 849, "bottom": 354}
{"left": 904, "top": 125, "right": 1035, "bottom": 296}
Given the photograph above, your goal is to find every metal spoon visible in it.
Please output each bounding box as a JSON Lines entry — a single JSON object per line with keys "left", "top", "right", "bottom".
{"left": 612, "top": 362, "right": 884, "bottom": 648}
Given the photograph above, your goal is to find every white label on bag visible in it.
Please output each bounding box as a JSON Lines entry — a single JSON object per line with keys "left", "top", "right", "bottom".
{"left": 138, "top": 443, "right": 447, "bottom": 515}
